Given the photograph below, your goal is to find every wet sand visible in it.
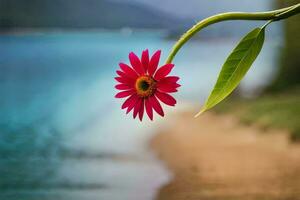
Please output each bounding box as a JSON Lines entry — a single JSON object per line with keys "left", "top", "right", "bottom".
{"left": 151, "top": 111, "right": 300, "bottom": 200}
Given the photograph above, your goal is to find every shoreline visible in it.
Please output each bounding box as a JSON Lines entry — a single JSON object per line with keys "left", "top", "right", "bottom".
{"left": 150, "top": 111, "right": 300, "bottom": 200}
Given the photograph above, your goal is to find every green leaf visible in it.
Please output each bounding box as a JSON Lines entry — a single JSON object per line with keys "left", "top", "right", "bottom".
{"left": 196, "top": 27, "right": 265, "bottom": 117}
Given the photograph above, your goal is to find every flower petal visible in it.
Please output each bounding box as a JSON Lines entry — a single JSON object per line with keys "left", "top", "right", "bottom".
{"left": 114, "top": 77, "right": 133, "bottom": 84}
{"left": 116, "top": 71, "right": 135, "bottom": 83}
{"left": 157, "top": 84, "right": 178, "bottom": 93}
{"left": 129, "top": 52, "right": 144, "bottom": 75}
{"left": 149, "top": 96, "right": 164, "bottom": 117}
{"left": 119, "top": 63, "right": 138, "bottom": 79}
{"left": 145, "top": 99, "right": 153, "bottom": 120}
{"left": 138, "top": 99, "right": 145, "bottom": 121}
{"left": 115, "top": 90, "right": 135, "bottom": 98}
{"left": 148, "top": 50, "right": 161, "bottom": 76}
{"left": 116, "top": 70, "right": 126, "bottom": 78}
{"left": 154, "top": 64, "right": 174, "bottom": 81}
{"left": 133, "top": 98, "right": 142, "bottom": 119}
{"left": 160, "top": 76, "right": 180, "bottom": 84}
{"left": 157, "top": 81, "right": 181, "bottom": 89}
{"left": 115, "top": 84, "right": 132, "bottom": 90}
{"left": 122, "top": 94, "right": 138, "bottom": 109}
{"left": 126, "top": 98, "right": 138, "bottom": 114}
{"left": 126, "top": 103, "right": 135, "bottom": 114}
{"left": 155, "top": 91, "right": 176, "bottom": 106}
{"left": 141, "top": 49, "right": 149, "bottom": 73}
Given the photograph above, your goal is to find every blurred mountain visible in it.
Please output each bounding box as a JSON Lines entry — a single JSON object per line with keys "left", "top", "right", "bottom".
{"left": 111, "top": 0, "right": 280, "bottom": 38}
{"left": 114, "top": 0, "right": 273, "bottom": 18}
{"left": 0, "top": 0, "right": 281, "bottom": 38}
{"left": 0, "top": 0, "right": 183, "bottom": 29}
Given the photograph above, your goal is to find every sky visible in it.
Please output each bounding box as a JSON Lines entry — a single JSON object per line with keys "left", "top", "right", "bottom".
{"left": 111, "top": 0, "right": 273, "bottom": 19}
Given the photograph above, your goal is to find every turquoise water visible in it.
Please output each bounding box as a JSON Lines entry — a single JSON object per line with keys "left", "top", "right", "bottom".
{"left": 0, "top": 31, "right": 281, "bottom": 200}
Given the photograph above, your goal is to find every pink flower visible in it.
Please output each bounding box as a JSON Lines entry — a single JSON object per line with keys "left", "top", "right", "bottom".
{"left": 115, "top": 50, "right": 180, "bottom": 121}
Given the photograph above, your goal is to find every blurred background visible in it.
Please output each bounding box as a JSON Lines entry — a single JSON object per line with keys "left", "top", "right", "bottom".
{"left": 0, "top": 0, "right": 299, "bottom": 200}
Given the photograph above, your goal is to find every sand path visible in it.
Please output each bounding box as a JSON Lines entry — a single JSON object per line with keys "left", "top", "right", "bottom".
{"left": 151, "top": 112, "right": 300, "bottom": 200}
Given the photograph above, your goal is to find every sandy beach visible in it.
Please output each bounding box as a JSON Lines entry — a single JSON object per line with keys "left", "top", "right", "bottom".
{"left": 151, "top": 111, "right": 300, "bottom": 200}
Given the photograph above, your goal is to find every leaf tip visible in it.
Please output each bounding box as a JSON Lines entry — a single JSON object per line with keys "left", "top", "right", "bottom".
{"left": 194, "top": 109, "right": 206, "bottom": 118}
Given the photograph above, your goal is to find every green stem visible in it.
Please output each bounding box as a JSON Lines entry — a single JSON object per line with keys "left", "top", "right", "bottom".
{"left": 166, "top": 3, "right": 300, "bottom": 64}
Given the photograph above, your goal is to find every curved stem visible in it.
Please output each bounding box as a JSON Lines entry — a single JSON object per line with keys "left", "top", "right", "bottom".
{"left": 166, "top": 3, "right": 300, "bottom": 64}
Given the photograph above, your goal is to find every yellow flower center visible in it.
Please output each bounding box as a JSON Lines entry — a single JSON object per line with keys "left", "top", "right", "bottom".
{"left": 135, "top": 76, "right": 156, "bottom": 97}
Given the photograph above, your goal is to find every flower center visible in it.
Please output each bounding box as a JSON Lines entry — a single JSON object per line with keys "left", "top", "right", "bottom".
{"left": 135, "top": 76, "right": 156, "bottom": 97}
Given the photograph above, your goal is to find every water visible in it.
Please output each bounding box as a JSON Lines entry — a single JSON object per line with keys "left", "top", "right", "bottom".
{"left": 0, "top": 30, "right": 281, "bottom": 200}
